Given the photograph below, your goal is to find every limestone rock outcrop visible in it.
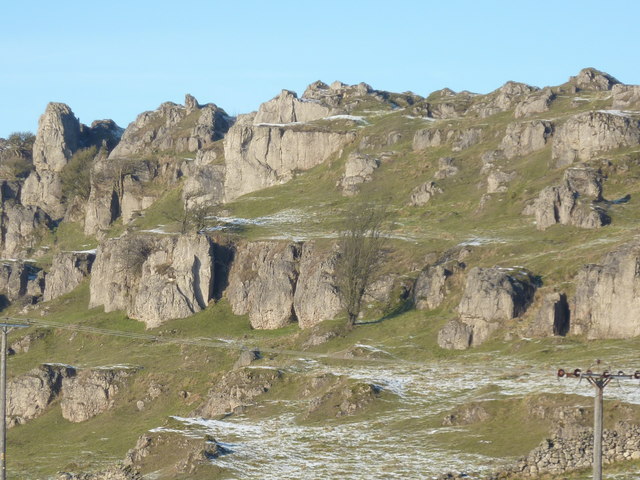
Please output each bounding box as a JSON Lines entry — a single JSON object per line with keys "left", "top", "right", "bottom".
{"left": 226, "top": 241, "right": 299, "bottom": 329}
{"left": 337, "top": 152, "right": 380, "bottom": 196}
{"left": 439, "top": 267, "right": 537, "bottom": 348}
{"left": 434, "top": 157, "right": 458, "bottom": 179}
{"left": 469, "top": 81, "right": 538, "bottom": 118}
{"left": 223, "top": 118, "right": 356, "bottom": 201}
{"left": 486, "top": 169, "right": 517, "bottom": 194}
{"left": 61, "top": 367, "right": 134, "bottom": 422}
{"left": 8, "top": 364, "right": 75, "bottom": 427}
{"left": 514, "top": 88, "right": 556, "bottom": 118}
{"left": 552, "top": 111, "right": 640, "bottom": 167}
{"left": 529, "top": 292, "right": 570, "bottom": 337}
{"left": 499, "top": 120, "right": 554, "bottom": 159}
{"left": 181, "top": 149, "right": 225, "bottom": 209}
{"left": 293, "top": 242, "right": 341, "bottom": 329}
{"left": 413, "top": 127, "right": 482, "bottom": 152}
{"left": 254, "top": 90, "right": 332, "bottom": 124}
{"left": 408, "top": 181, "right": 443, "bottom": 206}
{"left": 413, "top": 263, "right": 460, "bottom": 310}
{"left": 437, "top": 319, "right": 473, "bottom": 350}
{"left": 612, "top": 84, "right": 640, "bottom": 109}
{"left": 530, "top": 167, "right": 609, "bottom": 230}
{"left": 89, "top": 234, "right": 214, "bottom": 327}
{"left": 572, "top": 239, "right": 640, "bottom": 339}
{"left": 192, "top": 367, "right": 282, "bottom": 417}
{"left": 109, "top": 95, "right": 231, "bottom": 158}
{"left": 43, "top": 251, "right": 95, "bottom": 301}
{"left": 569, "top": 67, "right": 620, "bottom": 91}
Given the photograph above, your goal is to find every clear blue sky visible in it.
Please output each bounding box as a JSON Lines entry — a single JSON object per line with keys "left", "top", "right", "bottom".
{"left": 2, "top": 0, "right": 639, "bottom": 137}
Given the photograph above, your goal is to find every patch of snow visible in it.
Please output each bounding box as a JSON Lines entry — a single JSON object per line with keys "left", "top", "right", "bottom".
{"left": 403, "top": 115, "right": 436, "bottom": 122}
{"left": 140, "top": 228, "right": 174, "bottom": 235}
{"left": 255, "top": 122, "right": 303, "bottom": 127}
{"left": 69, "top": 249, "right": 97, "bottom": 255}
{"left": 323, "top": 114, "right": 369, "bottom": 124}
{"left": 598, "top": 109, "right": 635, "bottom": 117}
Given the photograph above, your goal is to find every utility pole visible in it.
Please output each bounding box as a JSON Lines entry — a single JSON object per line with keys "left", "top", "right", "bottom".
{"left": 557, "top": 365, "right": 640, "bottom": 480}
{"left": 0, "top": 322, "right": 29, "bottom": 480}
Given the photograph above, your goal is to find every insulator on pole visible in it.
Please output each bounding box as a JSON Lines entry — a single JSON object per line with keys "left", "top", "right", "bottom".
{"left": 557, "top": 368, "right": 565, "bottom": 377}
{"left": 573, "top": 368, "right": 582, "bottom": 377}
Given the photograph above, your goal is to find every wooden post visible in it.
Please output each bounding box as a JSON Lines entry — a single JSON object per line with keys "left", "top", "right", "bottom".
{"left": 593, "top": 381, "right": 604, "bottom": 480}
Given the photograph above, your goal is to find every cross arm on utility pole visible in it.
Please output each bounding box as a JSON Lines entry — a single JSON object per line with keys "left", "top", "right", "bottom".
{"left": 557, "top": 364, "right": 640, "bottom": 480}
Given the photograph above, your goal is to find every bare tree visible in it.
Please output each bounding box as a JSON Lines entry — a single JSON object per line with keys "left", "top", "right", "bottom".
{"left": 335, "top": 203, "right": 387, "bottom": 327}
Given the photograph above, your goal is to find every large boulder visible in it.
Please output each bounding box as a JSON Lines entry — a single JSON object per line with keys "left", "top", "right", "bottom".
{"left": 530, "top": 167, "right": 608, "bottom": 230}
{"left": 43, "top": 251, "right": 95, "bottom": 301}
{"left": 514, "top": 88, "right": 556, "bottom": 118}
{"left": 8, "top": 364, "right": 75, "bottom": 427}
{"left": 413, "top": 264, "right": 453, "bottom": 310}
{"left": 572, "top": 240, "right": 640, "bottom": 339}
{"left": 552, "top": 111, "right": 640, "bottom": 167}
{"left": 1, "top": 202, "right": 52, "bottom": 257}
{"left": 408, "top": 181, "right": 443, "bottom": 206}
{"left": 612, "top": 84, "right": 640, "bottom": 110}
{"left": 529, "top": 292, "right": 570, "bottom": 337}
{"left": 225, "top": 241, "right": 300, "bottom": 329}
{"left": 468, "top": 81, "right": 539, "bottom": 118}
{"left": 499, "top": 120, "right": 554, "bottom": 159}
{"left": 569, "top": 67, "right": 620, "bottom": 91}
{"left": 61, "top": 367, "right": 134, "bottom": 422}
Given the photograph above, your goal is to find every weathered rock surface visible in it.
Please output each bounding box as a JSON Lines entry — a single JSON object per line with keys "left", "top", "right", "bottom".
{"left": 500, "top": 120, "right": 554, "bottom": 159}
{"left": 569, "top": 67, "right": 620, "bottom": 91}
{"left": 254, "top": 89, "right": 332, "bottom": 124}
{"left": 61, "top": 367, "right": 134, "bottom": 422}
{"left": 223, "top": 118, "right": 356, "bottom": 201}
{"left": 0, "top": 261, "right": 35, "bottom": 303}
{"left": 192, "top": 367, "right": 282, "bottom": 417}
{"left": 8, "top": 364, "right": 75, "bottom": 427}
{"left": 572, "top": 239, "right": 640, "bottom": 339}
{"left": 486, "top": 169, "right": 517, "bottom": 194}
{"left": 109, "top": 95, "right": 231, "bottom": 158}
{"left": 612, "top": 84, "right": 640, "bottom": 109}
{"left": 442, "top": 402, "right": 490, "bottom": 426}
{"left": 337, "top": 152, "right": 380, "bottom": 196}
{"left": 226, "top": 241, "right": 299, "bottom": 329}
{"left": 413, "top": 127, "right": 482, "bottom": 152}
{"left": 293, "top": 242, "right": 341, "bottom": 329}
{"left": 529, "top": 292, "right": 570, "bottom": 337}
{"left": 552, "top": 111, "right": 640, "bottom": 167}
{"left": 413, "top": 263, "right": 460, "bottom": 310}
{"left": 434, "top": 156, "right": 458, "bottom": 179}
{"left": 57, "top": 466, "right": 140, "bottom": 480}
{"left": 469, "top": 81, "right": 538, "bottom": 118}
{"left": 181, "top": 149, "right": 225, "bottom": 209}
{"left": 441, "top": 267, "right": 537, "bottom": 348}
{"left": 89, "top": 234, "right": 214, "bottom": 327}
{"left": 514, "top": 88, "right": 556, "bottom": 118}
{"left": 1, "top": 201, "right": 52, "bottom": 257}
{"left": 408, "top": 181, "right": 443, "bottom": 206}
{"left": 530, "top": 167, "right": 609, "bottom": 230}
{"left": 302, "top": 374, "right": 382, "bottom": 420}
{"left": 437, "top": 319, "right": 473, "bottom": 350}
{"left": 43, "top": 251, "right": 95, "bottom": 301}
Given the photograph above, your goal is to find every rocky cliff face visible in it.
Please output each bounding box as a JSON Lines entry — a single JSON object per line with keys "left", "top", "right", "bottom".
{"left": 254, "top": 90, "right": 332, "bottom": 124}
{"left": 499, "top": 120, "right": 554, "bottom": 159}
{"left": 572, "top": 239, "right": 640, "bottom": 339}
{"left": 89, "top": 234, "right": 214, "bottom": 327}
{"left": 552, "top": 111, "right": 640, "bottom": 167}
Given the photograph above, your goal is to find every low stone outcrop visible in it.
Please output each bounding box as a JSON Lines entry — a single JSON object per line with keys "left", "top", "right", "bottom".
{"left": 254, "top": 89, "right": 332, "bottom": 124}
{"left": 192, "top": 367, "right": 282, "bottom": 417}
{"left": 572, "top": 239, "right": 640, "bottom": 339}
{"left": 612, "top": 84, "right": 640, "bottom": 109}
{"left": 530, "top": 167, "right": 609, "bottom": 230}
{"left": 413, "top": 261, "right": 463, "bottom": 310}
{"left": 552, "top": 111, "right": 640, "bottom": 167}
{"left": 499, "top": 120, "right": 554, "bottom": 159}
{"left": 439, "top": 267, "right": 537, "bottom": 348}
{"left": 43, "top": 251, "right": 95, "bottom": 301}
{"left": 337, "top": 152, "right": 380, "bottom": 196}
{"left": 89, "top": 234, "right": 214, "bottom": 327}
{"left": 61, "top": 367, "right": 134, "bottom": 422}
{"left": 1, "top": 202, "right": 52, "bottom": 257}
{"left": 434, "top": 157, "right": 458, "bottom": 179}
{"left": 514, "top": 88, "right": 556, "bottom": 118}
{"left": 486, "top": 169, "right": 517, "bottom": 194}
{"left": 109, "top": 95, "right": 231, "bottom": 158}
{"left": 293, "top": 242, "right": 341, "bottom": 329}
{"left": 302, "top": 374, "right": 382, "bottom": 420}
{"left": 408, "top": 181, "right": 443, "bottom": 206}
{"left": 225, "top": 241, "right": 299, "bottom": 329}
{"left": 57, "top": 466, "right": 140, "bottom": 480}
{"left": 8, "top": 364, "right": 75, "bottom": 427}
